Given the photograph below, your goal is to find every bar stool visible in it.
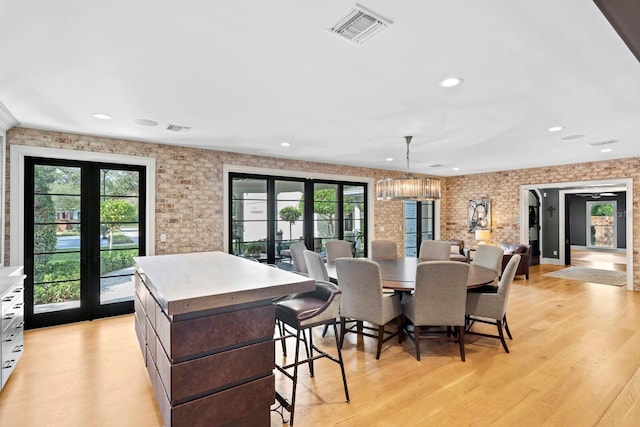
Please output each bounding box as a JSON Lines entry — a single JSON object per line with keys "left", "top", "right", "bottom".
{"left": 273, "top": 280, "right": 350, "bottom": 426}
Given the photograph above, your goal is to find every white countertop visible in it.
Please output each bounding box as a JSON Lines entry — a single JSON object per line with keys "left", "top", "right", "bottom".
{"left": 0, "top": 266, "right": 25, "bottom": 295}
{"left": 134, "top": 251, "right": 313, "bottom": 315}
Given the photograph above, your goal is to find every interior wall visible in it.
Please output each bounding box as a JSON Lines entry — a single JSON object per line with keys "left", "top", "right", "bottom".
{"left": 440, "top": 161, "right": 639, "bottom": 291}
{"left": 4, "top": 127, "right": 409, "bottom": 263}
{"left": 7, "top": 127, "right": 640, "bottom": 291}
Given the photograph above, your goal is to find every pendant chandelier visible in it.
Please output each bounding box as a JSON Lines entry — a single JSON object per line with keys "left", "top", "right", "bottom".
{"left": 376, "top": 136, "right": 441, "bottom": 201}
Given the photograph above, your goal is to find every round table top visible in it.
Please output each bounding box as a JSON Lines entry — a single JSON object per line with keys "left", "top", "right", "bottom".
{"left": 326, "top": 257, "right": 497, "bottom": 291}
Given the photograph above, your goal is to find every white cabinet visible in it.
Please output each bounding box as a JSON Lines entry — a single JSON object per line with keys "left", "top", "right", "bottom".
{"left": 1, "top": 266, "right": 25, "bottom": 392}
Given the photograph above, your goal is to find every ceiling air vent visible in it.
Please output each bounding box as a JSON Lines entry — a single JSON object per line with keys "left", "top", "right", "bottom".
{"left": 328, "top": 4, "right": 392, "bottom": 45}
{"left": 429, "top": 164, "right": 445, "bottom": 168}
{"left": 166, "top": 124, "right": 191, "bottom": 133}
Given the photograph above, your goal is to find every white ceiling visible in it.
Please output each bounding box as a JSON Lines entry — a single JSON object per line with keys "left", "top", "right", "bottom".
{"left": 1, "top": 1, "right": 639, "bottom": 177}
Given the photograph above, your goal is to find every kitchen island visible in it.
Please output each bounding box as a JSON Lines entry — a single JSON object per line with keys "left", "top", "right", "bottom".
{"left": 134, "top": 251, "right": 313, "bottom": 427}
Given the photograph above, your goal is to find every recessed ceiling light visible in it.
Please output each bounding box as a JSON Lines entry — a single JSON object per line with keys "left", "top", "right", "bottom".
{"left": 134, "top": 118, "right": 159, "bottom": 126}
{"left": 92, "top": 113, "right": 111, "bottom": 120}
{"left": 601, "top": 148, "right": 613, "bottom": 153}
{"left": 280, "top": 141, "right": 291, "bottom": 147}
{"left": 440, "top": 77, "right": 463, "bottom": 88}
{"left": 548, "top": 126, "right": 563, "bottom": 132}
{"left": 385, "top": 157, "right": 394, "bottom": 162}
{"left": 452, "top": 167, "right": 460, "bottom": 171}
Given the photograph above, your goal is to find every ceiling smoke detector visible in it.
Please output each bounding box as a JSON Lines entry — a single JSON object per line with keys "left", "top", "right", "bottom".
{"left": 328, "top": 4, "right": 392, "bottom": 45}
{"left": 166, "top": 124, "right": 191, "bottom": 133}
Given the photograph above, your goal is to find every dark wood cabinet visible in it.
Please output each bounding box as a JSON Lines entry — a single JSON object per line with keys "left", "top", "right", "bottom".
{"left": 134, "top": 252, "right": 313, "bottom": 426}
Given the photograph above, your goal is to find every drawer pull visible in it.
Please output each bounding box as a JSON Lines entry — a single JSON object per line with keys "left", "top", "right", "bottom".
{"left": 2, "top": 333, "right": 15, "bottom": 342}
{"left": 13, "top": 303, "right": 24, "bottom": 309}
{"left": 12, "top": 344, "right": 24, "bottom": 353}
{"left": 15, "top": 321, "right": 24, "bottom": 329}
{"left": 2, "top": 360, "right": 15, "bottom": 369}
{"left": 2, "top": 295, "right": 14, "bottom": 302}
{"left": 3, "top": 313, "right": 14, "bottom": 320}
{"left": 13, "top": 287, "right": 24, "bottom": 293}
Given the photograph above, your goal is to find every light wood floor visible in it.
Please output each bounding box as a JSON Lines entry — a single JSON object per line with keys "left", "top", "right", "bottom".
{"left": 571, "top": 248, "right": 627, "bottom": 272}
{"left": 2, "top": 264, "right": 640, "bottom": 426}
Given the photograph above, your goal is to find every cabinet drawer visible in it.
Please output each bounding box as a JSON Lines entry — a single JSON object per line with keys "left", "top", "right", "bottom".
{"left": 156, "top": 303, "right": 274, "bottom": 361}
{"left": 1, "top": 288, "right": 22, "bottom": 314}
{"left": 170, "top": 374, "right": 274, "bottom": 427}
{"left": 2, "top": 301, "right": 24, "bottom": 333}
{"left": 156, "top": 339, "right": 274, "bottom": 404}
{"left": 2, "top": 329, "right": 24, "bottom": 366}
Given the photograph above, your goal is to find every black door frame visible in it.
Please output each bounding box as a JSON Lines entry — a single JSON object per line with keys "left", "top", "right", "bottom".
{"left": 24, "top": 157, "right": 146, "bottom": 329}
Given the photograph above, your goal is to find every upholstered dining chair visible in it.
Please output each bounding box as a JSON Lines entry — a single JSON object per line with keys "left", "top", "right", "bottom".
{"left": 289, "top": 242, "right": 309, "bottom": 275}
{"left": 418, "top": 240, "right": 451, "bottom": 260}
{"left": 470, "top": 244, "right": 504, "bottom": 287}
{"left": 274, "top": 280, "right": 350, "bottom": 426}
{"left": 402, "top": 261, "right": 470, "bottom": 361}
{"left": 303, "top": 250, "right": 329, "bottom": 282}
{"left": 371, "top": 240, "right": 398, "bottom": 259}
{"left": 325, "top": 240, "right": 354, "bottom": 264}
{"left": 335, "top": 258, "right": 403, "bottom": 360}
{"left": 466, "top": 254, "right": 520, "bottom": 353}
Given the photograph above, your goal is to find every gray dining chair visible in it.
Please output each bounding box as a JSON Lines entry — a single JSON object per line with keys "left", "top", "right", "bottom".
{"left": 470, "top": 244, "right": 504, "bottom": 287}
{"left": 325, "top": 240, "right": 354, "bottom": 264}
{"left": 418, "top": 240, "right": 451, "bottom": 260}
{"left": 335, "top": 258, "right": 403, "bottom": 359}
{"left": 371, "top": 240, "right": 398, "bottom": 259}
{"left": 466, "top": 254, "right": 520, "bottom": 353}
{"left": 402, "top": 261, "right": 470, "bottom": 361}
{"left": 303, "top": 250, "right": 329, "bottom": 282}
{"left": 289, "top": 242, "right": 309, "bottom": 275}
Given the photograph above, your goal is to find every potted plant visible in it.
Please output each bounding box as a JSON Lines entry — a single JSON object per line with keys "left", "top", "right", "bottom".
{"left": 244, "top": 242, "right": 265, "bottom": 257}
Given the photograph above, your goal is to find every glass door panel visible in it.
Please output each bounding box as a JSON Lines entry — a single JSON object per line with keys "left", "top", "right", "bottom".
{"left": 231, "top": 177, "right": 268, "bottom": 259}
{"left": 587, "top": 201, "right": 616, "bottom": 248}
{"left": 343, "top": 184, "right": 365, "bottom": 257}
{"left": 98, "top": 168, "right": 141, "bottom": 305}
{"left": 313, "top": 183, "right": 339, "bottom": 255}
{"left": 275, "top": 180, "right": 304, "bottom": 260}
{"left": 32, "top": 165, "right": 82, "bottom": 315}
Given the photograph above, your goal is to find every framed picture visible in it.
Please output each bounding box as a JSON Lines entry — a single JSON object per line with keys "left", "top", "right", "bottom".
{"left": 468, "top": 199, "right": 491, "bottom": 231}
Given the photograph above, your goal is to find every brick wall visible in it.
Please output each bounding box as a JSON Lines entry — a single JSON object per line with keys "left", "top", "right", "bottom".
{"left": 6, "top": 127, "right": 639, "bottom": 290}
{"left": 441, "top": 161, "right": 640, "bottom": 290}
{"left": 5, "top": 127, "right": 408, "bottom": 258}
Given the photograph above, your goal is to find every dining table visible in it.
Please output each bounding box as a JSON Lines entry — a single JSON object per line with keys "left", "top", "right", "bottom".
{"left": 325, "top": 257, "right": 497, "bottom": 291}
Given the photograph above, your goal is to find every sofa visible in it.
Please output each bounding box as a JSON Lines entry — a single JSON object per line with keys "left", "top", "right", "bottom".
{"left": 499, "top": 242, "right": 532, "bottom": 279}
{"left": 446, "top": 239, "right": 468, "bottom": 262}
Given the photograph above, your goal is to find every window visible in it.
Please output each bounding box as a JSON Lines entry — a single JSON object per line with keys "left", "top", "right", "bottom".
{"left": 229, "top": 173, "right": 367, "bottom": 263}
{"left": 404, "top": 201, "right": 435, "bottom": 257}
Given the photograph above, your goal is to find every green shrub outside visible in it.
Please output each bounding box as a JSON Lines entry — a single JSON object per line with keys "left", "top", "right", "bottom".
{"left": 34, "top": 280, "right": 80, "bottom": 305}
{"left": 109, "top": 232, "right": 133, "bottom": 245}
{"left": 101, "top": 249, "right": 137, "bottom": 275}
{"left": 35, "top": 259, "right": 80, "bottom": 304}
{"left": 34, "top": 249, "right": 137, "bottom": 305}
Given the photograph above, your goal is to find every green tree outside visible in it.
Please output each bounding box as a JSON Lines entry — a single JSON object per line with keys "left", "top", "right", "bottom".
{"left": 299, "top": 188, "right": 355, "bottom": 236}
{"left": 33, "top": 166, "right": 58, "bottom": 284}
{"left": 591, "top": 204, "right": 614, "bottom": 216}
{"left": 279, "top": 205, "right": 302, "bottom": 240}
{"left": 100, "top": 199, "right": 138, "bottom": 248}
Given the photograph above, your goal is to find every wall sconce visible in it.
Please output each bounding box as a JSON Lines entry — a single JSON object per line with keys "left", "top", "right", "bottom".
{"left": 475, "top": 229, "right": 491, "bottom": 245}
